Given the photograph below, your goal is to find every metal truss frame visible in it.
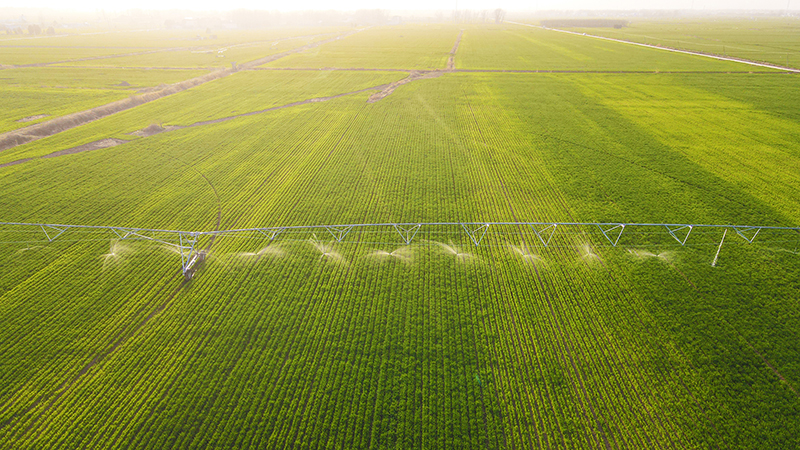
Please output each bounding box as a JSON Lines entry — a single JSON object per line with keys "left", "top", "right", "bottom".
{"left": 393, "top": 224, "right": 421, "bottom": 245}
{"left": 530, "top": 223, "right": 557, "bottom": 247}
{"left": 461, "top": 223, "right": 490, "bottom": 246}
{"left": 665, "top": 225, "right": 693, "bottom": 246}
{"left": 3, "top": 221, "right": 798, "bottom": 275}
{"left": 597, "top": 223, "right": 625, "bottom": 247}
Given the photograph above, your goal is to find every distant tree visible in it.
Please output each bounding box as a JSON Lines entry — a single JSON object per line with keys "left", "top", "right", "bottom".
{"left": 494, "top": 8, "right": 505, "bottom": 24}
{"left": 27, "top": 24, "right": 42, "bottom": 35}
{"left": 46, "top": 26, "right": 55, "bottom": 35}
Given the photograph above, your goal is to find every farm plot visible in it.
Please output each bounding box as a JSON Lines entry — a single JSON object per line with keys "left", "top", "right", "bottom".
{"left": 1, "top": 23, "right": 800, "bottom": 450}
{"left": 566, "top": 18, "right": 800, "bottom": 70}
{"left": 264, "top": 25, "right": 459, "bottom": 69}
{"left": 456, "top": 24, "right": 768, "bottom": 72}
{"left": 57, "top": 34, "right": 339, "bottom": 69}
{"left": 3, "top": 232, "right": 798, "bottom": 449}
{"left": 0, "top": 28, "right": 346, "bottom": 68}
{"left": 0, "top": 70, "right": 404, "bottom": 166}
{"left": 18, "top": 28, "right": 346, "bottom": 49}
{"left": 564, "top": 73, "right": 800, "bottom": 225}
{"left": 0, "top": 46, "right": 152, "bottom": 66}
{"left": 0, "top": 67, "right": 207, "bottom": 133}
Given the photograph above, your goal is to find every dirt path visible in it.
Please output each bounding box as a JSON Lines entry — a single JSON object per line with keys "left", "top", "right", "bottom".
{"left": 507, "top": 20, "right": 800, "bottom": 74}
{"left": 62, "top": 65, "right": 215, "bottom": 70}
{"left": 247, "top": 67, "right": 410, "bottom": 72}
{"left": 189, "top": 85, "right": 382, "bottom": 126}
{"left": 367, "top": 70, "right": 445, "bottom": 103}
{"left": 250, "top": 66, "right": 786, "bottom": 75}
{"left": 44, "top": 138, "right": 128, "bottom": 158}
{"left": 447, "top": 30, "right": 464, "bottom": 70}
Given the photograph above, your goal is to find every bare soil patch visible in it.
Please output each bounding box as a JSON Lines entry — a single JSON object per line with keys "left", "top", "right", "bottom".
{"left": 16, "top": 114, "right": 49, "bottom": 123}
{"left": 0, "top": 158, "right": 32, "bottom": 169}
{"left": 367, "top": 70, "right": 445, "bottom": 103}
{"left": 129, "top": 123, "right": 183, "bottom": 137}
{"left": 0, "top": 69, "right": 229, "bottom": 153}
{"left": 447, "top": 30, "right": 464, "bottom": 70}
{"left": 41, "top": 138, "right": 127, "bottom": 159}
{"left": 190, "top": 85, "right": 386, "bottom": 127}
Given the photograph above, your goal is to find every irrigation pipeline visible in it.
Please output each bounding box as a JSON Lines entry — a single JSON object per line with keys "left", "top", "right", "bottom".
{"left": 2, "top": 221, "right": 799, "bottom": 277}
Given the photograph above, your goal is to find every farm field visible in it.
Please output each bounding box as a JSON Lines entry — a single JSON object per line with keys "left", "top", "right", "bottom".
{"left": 57, "top": 34, "right": 340, "bottom": 69}
{"left": 264, "top": 25, "right": 458, "bottom": 69}
{"left": 0, "top": 67, "right": 210, "bottom": 133}
{"left": 456, "top": 24, "right": 764, "bottom": 71}
{"left": 559, "top": 18, "right": 800, "bottom": 69}
{"left": 1, "top": 20, "right": 799, "bottom": 449}
{"left": 0, "top": 28, "right": 345, "bottom": 48}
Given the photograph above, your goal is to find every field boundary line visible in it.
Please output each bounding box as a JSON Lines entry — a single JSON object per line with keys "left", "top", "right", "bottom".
{"left": 506, "top": 20, "right": 800, "bottom": 74}
{"left": 246, "top": 67, "right": 788, "bottom": 75}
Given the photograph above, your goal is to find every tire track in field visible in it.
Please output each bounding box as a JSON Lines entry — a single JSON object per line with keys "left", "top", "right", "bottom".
{"left": 447, "top": 30, "right": 464, "bottom": 70}
{"left": 5, "top": 268, "right": 182, "bottom": 440}
{"left": 609, "top": 268, "right": 727, "bottom": 449}
{"left": 460, "top": 87, "right": 613, "bottom": 446}
{"left": 467, "top": 93, "right": 616, "bottom": 446}
{"left": 663, "top": 260, "right": 799, "bottom": 398}
{"left": 123, "top": 240, "right": 299, "bottom": 448}
{"left": 0, "top": 99, "right": 229, "bottom": 447}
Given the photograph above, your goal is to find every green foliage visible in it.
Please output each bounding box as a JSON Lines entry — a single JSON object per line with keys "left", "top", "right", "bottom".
{"left": 567, "top": 18, "right": 800, "bottom": 69}
{"left": 0, "top": 68, "right": 208, "bottom": 133}
{"left": 1, "top": 23, "right": 799, "bottom": 450}
{"left": 457, "top": 24, "right": 767, "bottom": 71}
{"left": 265, "top": 25, "right": 458, "bottom": 69}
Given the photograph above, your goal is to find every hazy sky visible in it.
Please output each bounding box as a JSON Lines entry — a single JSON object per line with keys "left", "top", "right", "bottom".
{"left": 12, "top": 0, "right": 798, "bottom": 11}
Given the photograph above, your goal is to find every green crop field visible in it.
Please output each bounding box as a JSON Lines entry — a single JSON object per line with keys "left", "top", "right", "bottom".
{"left": 1, "top": 20, "right": 799, "bottom": 450}
{"left": 264, "top": 25, "right": 458, "bottom": 69}
{"left": 559, "top": 18, "right": 800, "bottom": 69}
{"left": 456, "top": 24, "right": 764, "bottom": 71}
{"left": 0, "top": 67, "right": 210, "bottom": 133}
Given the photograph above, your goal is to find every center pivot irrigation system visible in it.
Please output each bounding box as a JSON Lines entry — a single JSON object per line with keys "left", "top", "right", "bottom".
{"left": 1, "top": 221, "right": 798, "bottom": 278}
